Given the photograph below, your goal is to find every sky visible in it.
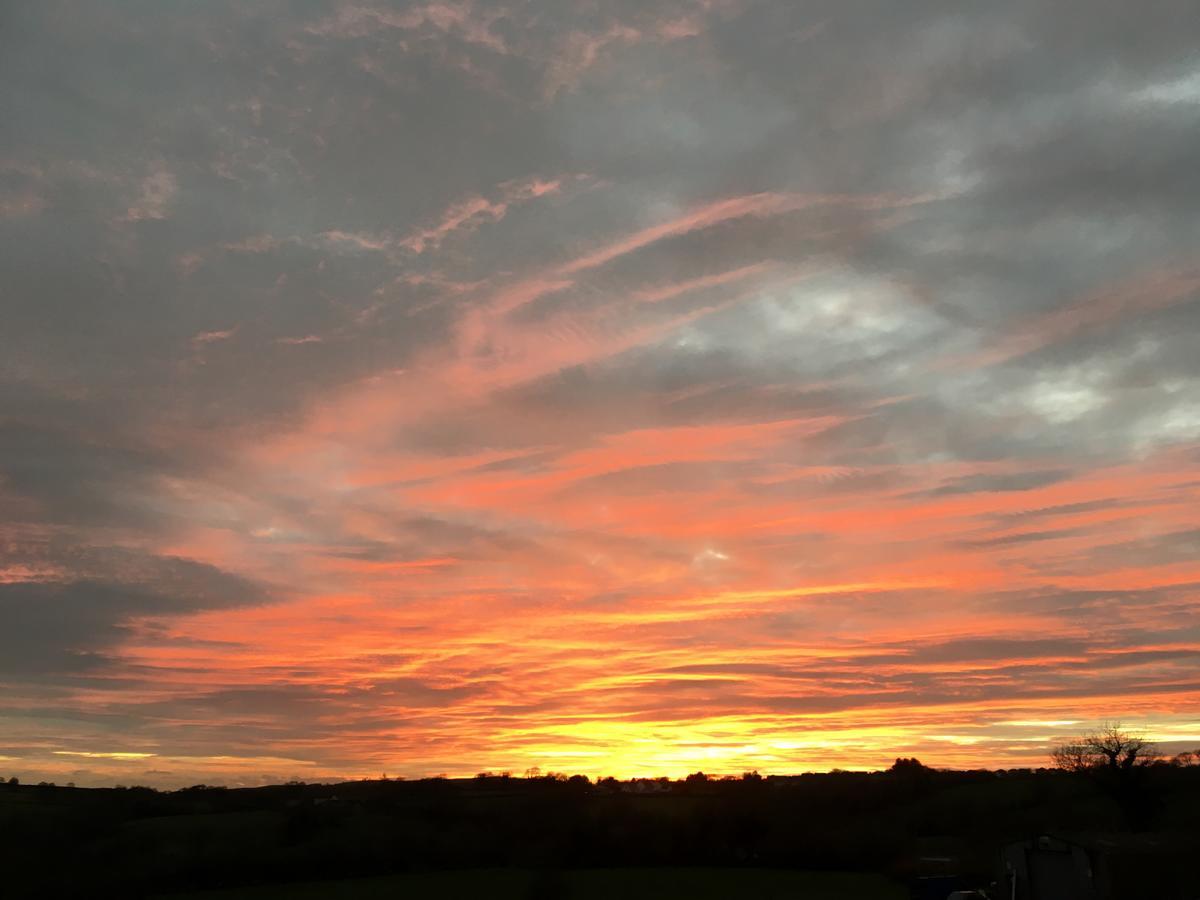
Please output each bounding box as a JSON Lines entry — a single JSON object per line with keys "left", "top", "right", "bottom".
{"left": 2, "top": 1, "right": 1200, "bottom": 789}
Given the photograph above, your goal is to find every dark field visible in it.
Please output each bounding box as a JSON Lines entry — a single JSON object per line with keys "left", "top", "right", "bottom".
{"left": 162, "top": 867, "right": 905, "bottom": 899}
{"left": 3, "top": 763, "right": 1198, "bottom": 898}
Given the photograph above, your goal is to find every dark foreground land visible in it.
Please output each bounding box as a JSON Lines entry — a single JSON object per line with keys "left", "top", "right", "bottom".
{"left": 163, "top": 868, "right": 905, "bottom": 899}
{"left": 2, "top": 763, "right": 1198, "bottom": 899}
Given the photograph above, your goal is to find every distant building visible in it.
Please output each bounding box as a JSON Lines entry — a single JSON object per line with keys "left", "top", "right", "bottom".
{"left": 999, "top": 835, "right": 1107, "bottom": 900}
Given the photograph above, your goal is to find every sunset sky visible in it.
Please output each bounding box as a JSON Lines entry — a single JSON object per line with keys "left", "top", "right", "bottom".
{"left": 3, "top": 1, "right": 1200, "bottom": 788}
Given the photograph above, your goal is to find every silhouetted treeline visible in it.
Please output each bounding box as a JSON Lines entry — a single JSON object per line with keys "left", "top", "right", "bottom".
{"left": 2, "top": 761, "right": 1198, "bottom": 898}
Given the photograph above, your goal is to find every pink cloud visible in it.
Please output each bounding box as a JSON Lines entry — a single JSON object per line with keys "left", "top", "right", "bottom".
{"left": 307, "top": 2, "right": 509, "bottom": 55}
{"left": 192, "top": 327, "right": 237, "bottom": 344}
{"left": 400, "top": 176, "right": 567, "bottom": 254}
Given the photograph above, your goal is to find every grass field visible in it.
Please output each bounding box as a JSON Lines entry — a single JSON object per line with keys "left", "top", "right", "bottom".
{"left": 162, "top": 867, "right": 907, "bottom": 899}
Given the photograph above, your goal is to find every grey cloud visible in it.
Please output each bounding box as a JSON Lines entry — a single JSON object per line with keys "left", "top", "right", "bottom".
{"left": 366, "top": 677, "right": 494, "bottom": 707}
{"left": 3, "top": 0, "right": 1198, "bottom": 778}
{"left": 960, "top": 528, "right": 1083, "bottom": 549}
{"left": 906, "top": 637, "right": 1086, "bottom": 664}
{"left": 1083, "top": 528, "right": 1200, "bottom": 570}
{"left": 0, "top": 422, "right": 180, "bottom": 530}
{"left": 0, "top": 553, "right": 268, "bottom": 679}
{"left": 921, "top": 469, "right": 1075, "bottom": 497}
{"left": 313, "top": 514, "right": 544, "bottom": 564}
{"left": 993, "top": 498, "right": 1133, "bottom": 523}
{"left": 5, "top": 0, "right": 1197, "bottom": 459}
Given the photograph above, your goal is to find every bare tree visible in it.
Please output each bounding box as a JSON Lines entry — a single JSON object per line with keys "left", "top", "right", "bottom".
{"left": 1050, "top": 722, "right": 1160, "bottom": 773}
{"left": 1050, "top": 722, "right": 1162, "bottom": 829}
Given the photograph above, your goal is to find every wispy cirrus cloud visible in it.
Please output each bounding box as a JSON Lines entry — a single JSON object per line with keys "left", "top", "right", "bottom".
{"left": 399, "top": 175, "right": 570, "bottom": 254}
